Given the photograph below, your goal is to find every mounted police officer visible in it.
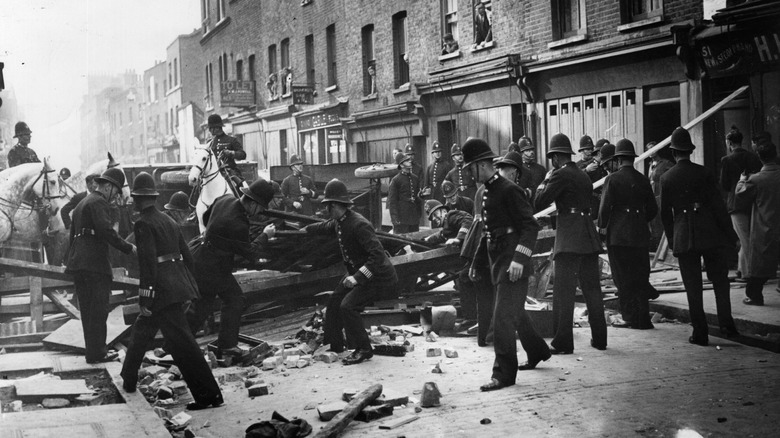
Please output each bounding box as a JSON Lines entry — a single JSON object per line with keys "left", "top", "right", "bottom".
{"left": 597, "top": 139, "right": 658, "bottom": 330}
{"left": 463, "top": 137, "right": 548, "bottom": 392}
{"left": 660, "top": 127, "right": 739, "bottom": 346}
{"left": 534, "top": 133, "right": 607, "bottom": 355}
{"left": 187, "top": 179, "right": 277, "bottom": 358}
{"left": 303, "top": 179, "right": 398, "bottom": 365}
{"left": 65, "top": 167, "right": 136, "bottom": 364}
{"left": 7, "top": 122, "right": 40, "bottom": 168}
{"left": 207, "top": 114, "right": 245, "bottom": 186}
{"left": 445, "top": 143, "right": 477, "bottom": 200}
{"left": 120, "top": 173, "right": 223, "bottom": 410}
{"left": 281, "top": 154, "right": 317, "bottom": 216}
{"left": 421, "top": 141, "right": 453, "bottom": 203}
{"left": 388, "top": 152, "right": 422, "bottom": 233}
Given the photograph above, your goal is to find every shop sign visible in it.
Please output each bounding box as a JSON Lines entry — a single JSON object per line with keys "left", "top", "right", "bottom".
{"left": 698, "top": 27, "right": 780, "bottom": 77}
{"left": 327, "top": 128, "right": 342, "bottom": 139}
{"left": 220, "top": 80, "right": 256, "bottom": 107}
{"left": 292, "top": 85, "right": 315, "bottom": 105}
{"left": 298, "top": 110, "right": 341, "bottom": 131}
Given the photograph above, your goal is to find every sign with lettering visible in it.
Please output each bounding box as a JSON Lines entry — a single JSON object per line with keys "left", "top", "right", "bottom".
{"left": 327, "top": 128, "right": 342, "bottom": 139}
{"left": 697, "top": 27, "right": 780, "bottom": 78}
{"left": 297, "top": 110, "right": 342, "bottom": 131}
{"left": 292, "top": 85, "right": 315, "bottom": 105}
{"left": 220, "top": 80, "right": 256, "bottom": 107}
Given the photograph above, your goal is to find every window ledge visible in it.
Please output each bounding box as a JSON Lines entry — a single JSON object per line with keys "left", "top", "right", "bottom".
{"left": 361, "top": 94, "right": 378, "bottom": 102}
{"left": 268, "top": 96, "right": 280, "bottom": 102}
{"left": 325, "top": 84, "right": 339, "bottom": 93}
{"left": 547, "top": 33, "right": 588, "bottom": 49}
{"left": 617, "top": 16, "right": 664, "bottom": 33}
{"left": 470, "top": 41, "right": 495, "bottom": 53}
{"left": 200, "top": 17, "right": 231, "bottom": 45}
{"left": 392, "top": 83, "right": 410, "bottom": 95}
{"left": 282, "top": 92, "right": 292, "bottom": 99}
{"left": 438, "top": 51, "right": 461, "bottom": 61}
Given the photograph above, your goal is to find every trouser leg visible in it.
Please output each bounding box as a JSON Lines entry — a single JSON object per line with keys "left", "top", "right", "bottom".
{"left": 607, "top": 246, "right": 631, "bottom": 322}
{"left": 551, "top": 253, "right": 577, "bottom": 352}
{"left": 474, "top": 266, "right": 495, "bottom": 345}
{"left": 340, "top": 282, "right": 379, "bottom": 351}
{"left": 74, "top": 272, "right": 112, "bottom": 362}
{"left": 323, "top": 284, "right": 347, "bottom": 351}
{"left": 121, "top": 314, "right": 160, "bottom": 386}
{"left": 579, "top": 253, "right": 607, "bottom": 348}
{"left": 678, "top": 253, "right": 707, "bottom": 340}
{"left": 731, "top": 213, "right": 750, "bottom": 274}
{"left": 216, "top": 276, "right": 245, "bottom": 349}
{"left": 703, "top": 248, "right": 736, "bottom": 331}
{"left": 745, "top": 277, "right": 768, "bottom": 302}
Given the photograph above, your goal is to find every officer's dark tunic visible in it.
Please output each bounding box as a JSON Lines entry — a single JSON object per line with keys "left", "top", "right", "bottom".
{"left": 121, "top": 206, "right": 222, "bottom": 405}
{"left": 517, "top": 161, "right": 547, "bottom": 198}
{"left": 534, "top": 161, "right": 607, "bottom": 352}
{"left": 281, "top": 173, "right": 318, "bottom": 216}
{"left": 7, "top": 144, "right": 40, "bottom": 168}
{"left": 598, "top": 164, "right": 658, "bottom": 328}
{"left": 474, "top": 173, "right": 547, "bottom": 385}
{"left": 445, "top": 195, "right": 474, "bottom": 215}
{"left": 209, "top": 133, "right": 245, "bottom": 181}
{"left": 304, "top": 209, "right": 398, "bottom": 352}
{"left": 65, "top": 191, "right": 134, "bottom": 362}
{"left": 445, "top": 164, "right": 478, "bottom": 200}
{"left": 388, "top": 171, "right": 422, "bottom": 233}
{"left": 424, "top": 158, "right": 453, "bottom": 203}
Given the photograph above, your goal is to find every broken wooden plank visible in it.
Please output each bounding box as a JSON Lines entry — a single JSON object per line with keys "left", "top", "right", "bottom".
{"left": 0, "top": 257, "right": 138, "bottom": 290}
{"left": 313, "top": 383, "right": 383, "bottom": 438}
{"left": 15, "top": 378, "right": 92, "bottom": 397}
{"left": 44, "top": 290, "right": 80, "bottom": 320}
{"left": 29, "top": 277, "right": 43, "bottom": 330}
{"left": 377, "top": 414, "right": 419, "bottom": 430}
{"left": 0, "top": 276, "right": 73, "bottom": 296}
{"left": 42, "top": 307, "right": 129, "bottom": 352}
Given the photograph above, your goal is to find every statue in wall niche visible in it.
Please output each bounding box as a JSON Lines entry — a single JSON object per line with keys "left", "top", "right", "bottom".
{"left": 266, "top": 73, "right": 278, "bottom": 100}
{"left": 367, "top": 61, "right": 377, "bottom": 95}
{"left": 281, "top": 67, "right": 293, "bottom": 96}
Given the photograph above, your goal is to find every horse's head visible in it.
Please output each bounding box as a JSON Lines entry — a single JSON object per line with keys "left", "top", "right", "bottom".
{"left": 188, "top": 147, "right": 214, "bottom": 187}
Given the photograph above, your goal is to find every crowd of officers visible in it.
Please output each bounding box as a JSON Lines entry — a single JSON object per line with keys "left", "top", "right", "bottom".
{"left": 391, "top": 125, "right": 779, "bottom": 392}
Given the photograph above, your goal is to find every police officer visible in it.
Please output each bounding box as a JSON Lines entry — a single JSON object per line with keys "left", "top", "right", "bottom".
{"left": 61, "top": 173, "right": 99, "bottom": 230}
{"left": 597, "top": 139, "right": 657, "bottom": 330}
{"left": 660, "top": 127, "right": 739, "bottom": 345}
{"left": 403, "top": 143, "right": 424, "bottom": 182}
{"left": 576, "top": 135, "right": 596, "bottom": 170}
{"left": 445, "top": 143, "right": 478, "bottom": 200}
{"left": 462, "top": 138, "right": 548, "bottom": 392}
{"left": 303, "top": 179, "right": 398, "bottom": 365}
{"left": 493, "top": 151, "right": 525, "bottom": 191}
{"left": 388, "top": 152, "right": 422, "bottom": 233}
{"left": 120, "top": 173, "right": 224, "bottom": 410}
{"left": 207, "top": 114, "right": 245, "bottom": 185}
{"left": 442, "top": 180, "right": 474, "bottom": 214}
{"left": 65, "top": 167, "right": 136, "bottom": 363}
{"left": 164, "top": 191, "right": 199, "bottom": 243}
{"left": 281, "top": 154, "right": 317, "bottom": 216}
{"left": 187, "top": 179, "right": 277, "bottom": 358}
{"left": 516, "top": 137, "right": 547, "bottom": 198}
{"left": 421, "top": 141, "right": 453, "bottom": 203}
{"left": 7, "top": 122, "right": 41, "bottom": 168}
{"left": 534, "top": 133, "right": 607, "bottom": 354}
{"left": 268, "top": 181, "right": 290, "bottom": 211}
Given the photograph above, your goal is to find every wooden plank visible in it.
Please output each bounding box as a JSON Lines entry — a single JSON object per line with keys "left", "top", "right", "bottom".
{"left": 0, "top": 332, "right": 50, "bottom": 346}
{"left": 378, "top": 414, "right": 420, "bottom": 430}
{"left": 0, "top": 351, "right": 56, "bottom": 373}
{"left": 0, "top": 291, "right": 124, "bottom": 316}
{"left": 44, "top": 290, "right": 81, "bottom": 320}
{"left": 29, "top": 277, "right": 43, "bottom": 330}
{"left": 15, "top": 378, "right": 92, "bottom": 397}
{"left": 0, "top": 257, "right": 139, "bottom": 290}
{"left": 42, "top": 307, "right": 129, "bottom": 352}
{"left": 313, "top": 383, "right": 383, "bottom": 438}
{"left": 0, "top": 276, "right": 73, "bottom": 296}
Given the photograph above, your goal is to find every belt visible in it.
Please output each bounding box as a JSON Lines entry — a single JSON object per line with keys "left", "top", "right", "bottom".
{"left": 157, "top": 253, "right": 183, "bottom": 263}
{"left": 673, "top": 202, "right": 703, "bottom": 216}
{"left": 562, "top": 208, "right": 590, "bottom": 215}
{"left": 614, "top": 206, "right": 643, "bottom": 214}
{"left": 74, "top": 228, "right": 95, "bottom": 238}
{"left": 486, "top": 226, "right": 514, "bottom": 241}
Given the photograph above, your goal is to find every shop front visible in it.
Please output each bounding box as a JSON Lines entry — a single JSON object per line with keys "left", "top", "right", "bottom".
{"left": 295, "top": 101, "right": 349, "bottom": 166}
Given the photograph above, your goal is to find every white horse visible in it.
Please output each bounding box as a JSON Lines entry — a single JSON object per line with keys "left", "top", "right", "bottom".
{"left": 188, "top": 146, "right": 234, "bottom": 233}
{"left": 0, "top": 160, "right": 64, "bottom": 244}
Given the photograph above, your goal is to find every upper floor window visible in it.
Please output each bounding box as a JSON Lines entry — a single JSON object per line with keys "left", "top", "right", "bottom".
{"left": 622, "top": 0, "right": 663, "bottom": 23}
{"left": 205, "top": 63, "right": 214, "bottom": 109}
{"left": 441, "top": 0, "right": 460, "bottom": 55}
{"left": 168, "top": 62, "right": 172, "bottom": 91}
{"left": 281, "top": 38, "right": 290, "bottom": 69}
{"left": 280, "top": 38, "right": 291, "bottom": 96}
{"left": 218, "top": 55, "right": 225, "bottom": 82}
{"left": 201, "top": 0, "right": 210, "bottom": 33}
{"left": 236, "top": 59, "right": 243, "bottom": 81}
{"left": 472, "top": 1, "right": 493, "bottom": 47}
{"left": 173, "top": 58, "right": 178, "bottom": 86}
{"left": 361, "top": 25, "right": 376, "bottom": 96}
{"left": 326, "top": 24, "right": 337, "bottom": 87}
{"left": 552, "top": 0, "right": 587, "bottom": 40}
{"left": 392, "top": 12, "right": 409, "bottom": 88}
{"left": 217, "top": 0, "right": 225, "bottom": 21}
{"left": 305, "top": 34, "right": 315, "bottom": 86}
{"left": 248, "top": 54, "right": 256, "bottom": 101}
{"left": 267, "top": 45, "right": 279, "bottom": 100}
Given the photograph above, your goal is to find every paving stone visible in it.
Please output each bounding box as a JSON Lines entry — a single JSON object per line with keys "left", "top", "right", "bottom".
{"left": 262, "top": 356, "right": 281, "bottom": 370}
{"left": 42, "top": 398, "right": 70, "bottom": 409}
{"left": 314, "top": 352, "right": 339, "bottom": 363}
{"left": 244, "top": 378, "right": 265, "bottom": 388}
{"left": 317, "top": 401, "right": 348, "bottom": 421}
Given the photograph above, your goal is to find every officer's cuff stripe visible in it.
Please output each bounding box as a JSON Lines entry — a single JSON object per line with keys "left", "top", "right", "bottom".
{"left": 359, "top": 266, "right": 373, "bottom": 279}
{"left": 599, "top": 227, "right": 607, "bottom": 235}
{"left": 458, "top": 227, "right": 469, "bottom": 235}
{"left": 514, "top": 245, "right": 533, "bottom": 257}
{"left": 139, "top": 288, "right": 155, "bottom": 298}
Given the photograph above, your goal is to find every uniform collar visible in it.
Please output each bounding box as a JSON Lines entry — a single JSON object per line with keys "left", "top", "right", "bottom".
{"left": 485, "top": 172, "right": 501, "bottom": 186}
{"left": 336, "top": 209, "right": 350, "bottom": 223}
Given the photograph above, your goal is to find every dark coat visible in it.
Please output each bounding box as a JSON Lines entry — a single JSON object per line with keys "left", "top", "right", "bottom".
{"left": 427, "top": 210, "right": 473, "bottom": 245}
{"left": 304, "top": 209, "right": 398, "bottom": 285}
{"left": 388, "top": 172, "right": 422, "bottom": 226}
{"left": 281, "top": 173, "right": 318, "bottom": 215}
{"left": 597, "top": 165, "right": 658, "bottom": 247}
{"left": 534, "top": 162, "right": 602, "bottom": 256}
{"left": 460, "top": 184, "right": 487, "bottom": 266}
{"left": 446, "top": 195, "right": 474, "bottom": 215}
{"left": 7, "top": 144, "right": 40, "bottom": 168}
{"left": 734, "top": 163, "right": 780, "bottom": 277}
{"left": 720, "top": 148, "right": 762, "bottom": 213}
{"left": 475, "top": 173, "right": 540, "bottom": 282}
{"left": 209, "top": 133, "right": 245, "bottom": 172}
{"left": 65, "top": 191, "right": 133, "bottom": 276}
{"left": 134, "top": 206, "right": 199, "bottom": 311}
{"left": 445, "top": 164, "right": 478, "bottom": 200}
{"left": 660, "top": 159, "right": 737, "bottom": 256}
{"left": 61, "top": 191, "right": 87, "bottom": 230}
{"left": 518, "top": 161, "right": 547, "bottom": 196}
{"left": 423, "top": 159, "right": 453, "bottom": 203}
{"left": 198, "top": 194, "right": 268, "bottom": 273}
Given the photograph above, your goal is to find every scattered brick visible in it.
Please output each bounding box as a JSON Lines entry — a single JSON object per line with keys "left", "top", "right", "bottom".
{"left": 426, "top": 348, "right": 442, "bottom": 357}
{"left": 248, "top": 383, "right": 269, "bottom": 397}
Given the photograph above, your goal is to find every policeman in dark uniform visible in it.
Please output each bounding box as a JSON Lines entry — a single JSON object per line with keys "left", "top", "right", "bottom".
{"left": 164, "top": 191, "right": 199, "bottom": 243}
{"left": 576, "top": 135, "right": 596, "bottom": 170}
{"left": 7, "top": 122, "right": 41, "bottom": 168}
{"left": 303, "top": 179, "right": 398, "bottom": 365}
{"left": 421, "top": 141, "right": 453, "bottom": 203}
{"left": 493, "top": 151, "right": 525, "bottom": 189}
{"left": 268, "top": 181, "right": 290, "bottom": 211}
{"left": 388, "top": 152, "right": 422, "bottom": 233}
{"left": 187, "top": 179, "right": 276, "bottom": 357}
{"left": 516, "top": 136, "right": 547, "bottom": 198}
{"left": 445, "top": 143, "right": 478, "bottom": 200}
{"left": 442, "top": 181, "right": 474, "bottom": 214}
{"left": 61, "top": 174, "right": 99, "bottom": 230}
{"left": 534, "top": 133, "right": 607, "bottom": 354}
{"left": 403, "top": 143, "right": 424, "bottom": 182}
{"left": 660, "top": 127, "right": 739, "bottom": 346}
{"left": 281, "top": 154, "right": 317, "bottom": 216}
{"left": 120, "top": 173, "right": 224, "bottom": 410}
{"left": 597, "top": 139, "right": 658, "bottom": 330}
{"left": 462, "top": 138, "right": 549, "bottom": 392}
{"left": 65, "top": 167, "right": 136, "bottom": 363}
{"left": 207, "top": 114, "right": 246, "bottom": 186}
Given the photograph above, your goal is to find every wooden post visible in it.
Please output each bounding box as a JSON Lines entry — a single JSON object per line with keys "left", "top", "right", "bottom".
{"left": 29, "top": 276, "right": 43, "bottom": 332}
{"left": 313, "top": 383, "right": 382, "bottom": 438}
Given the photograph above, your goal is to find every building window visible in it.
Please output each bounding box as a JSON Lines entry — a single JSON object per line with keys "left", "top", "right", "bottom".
{"left": 622, "top": 0, "right": 663, "bottom": 22}
{"left": 165, "top": 112, "right": 168, "bottom": 134}
{"left": 155, "top": 83, "right": 159, "bottom": 102}
{"left": 128, "top": 107, "right": 133, "bottom": 124}
{"left": 175, "top": 105, "right": 179, "bottom": 127}
{"left": 552, "top": 0, "right": 587, "bottom": 40}
{"left": 280, "top": 38, "right": 291, "bottom": 95}
{"left": 392, "top": 12, "right": 409, "bottom": 88}
{"left": 216, "top": 0, "right": 225, "bottom": 21}
{"left": 168, "top": 62, "right": 172, "bottom": 91}
{"left": 441, "top": 0, "right": 459, "bottom": 54}
{"left": 326, "top": 24, "right": 337, "bottom": 87}
{"left": 361, "top": 25, "right": 375, "bottom": 96}
{"left": 236, "top": 59, "right": 243, "bottom": 81}
{"left": 222, "top": 52, "right": 228, "bottom": 82}
{"left": 281, "top": 38, "right": 290, "bottom": 69}
{"left": 248, "top": 54, "right": 256, "bottom": 101}
{"left": 268, "top": 45, "right": 277, "bottom": 75}
{"left": 472, "top": 1, "right": 493, "bottom": 47}
{"left": 205, "top": 63, "right": 214, "bottom": 109}
{"left": 305, "top": 34, "right": 315, "bottom": 86}
{"left": 174, "top": 58, "right": 178, "bottom": 86}
{"left": 201, "top": 0, "right": 210, "bottom": 34}
{"left": 268, "top": 45, "right": 278, "bottom": 100}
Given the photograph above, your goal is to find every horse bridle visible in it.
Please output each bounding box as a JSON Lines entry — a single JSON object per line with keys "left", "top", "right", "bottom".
{"left": 189, "top": 148, "right": 229, "bottom": 208}
{"left": 0, "top": 164, "right": 60, "bottom": 232}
